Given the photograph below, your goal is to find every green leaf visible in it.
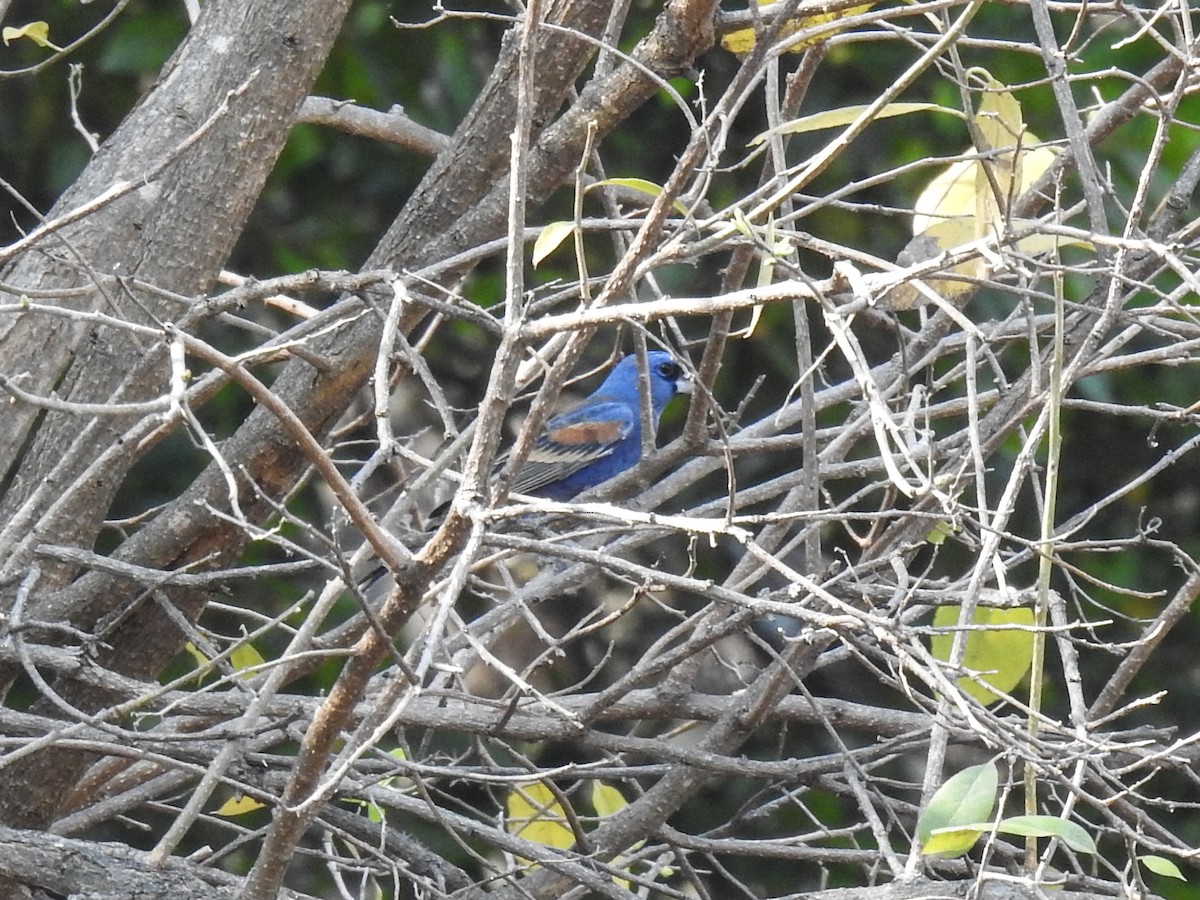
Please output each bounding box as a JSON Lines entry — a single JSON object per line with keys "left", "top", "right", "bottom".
{"left": 751, "top": 102, "right": 959, "bottom": 145}
{"left": 930, "top": 604, "right": 1035, "bottom": 705}
{"left": 933, "top": 815, "right": 1098, "bottom": 857}
{"left": 587, "top": 178, "right": 689, "bottom": 216}
{"left": 532, "top": 221, "right": 575, "bottom": 268}
{"left": 926, "top": 520, "right": 958, "bottom": 545}
{"left": 378, "top": 747, "right": 414, "bottom": 793}
{"left": 993, "top": 815, "right": 1096, "bottom": 855}
{"left": 345, "top": 748, "right": 411, "bottom": 825}
{"left": 345, "top": 796, "right": 388, "bottom": 824}
{"left": 917, "top": 761, "right": 998, "bottom": 846}
{"left": 1140, "top": 855, "right": 1186, "bottom": 880}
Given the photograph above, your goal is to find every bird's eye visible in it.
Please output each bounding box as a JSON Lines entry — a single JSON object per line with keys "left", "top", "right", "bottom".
{"left": 657, "top": 361, "right": 681, "bottom": 380}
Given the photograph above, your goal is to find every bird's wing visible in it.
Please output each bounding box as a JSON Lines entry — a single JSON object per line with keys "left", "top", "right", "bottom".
{"left": 508, "top": 400, "right": 635, "bottom": 495}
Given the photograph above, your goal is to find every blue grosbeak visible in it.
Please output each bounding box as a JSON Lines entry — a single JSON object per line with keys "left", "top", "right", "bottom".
{"left": 505, "top": 350, "right": 691, "bottom": 501}
{"left": 359, "top": 352, "right": 690, "bottom": 585}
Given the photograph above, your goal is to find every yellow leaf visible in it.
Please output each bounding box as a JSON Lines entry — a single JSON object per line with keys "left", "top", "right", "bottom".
{"left": 532, "top": 221, "right": 575, "bottom": 268}
{"left": 751, "top": 102, "right": 958, "bottom": 146}
{"left": 912, "top": 158, "right": 977, "bottom": 236}
{"left": 731, "top": 208, "right": 756, "bottom": 239}
{"left": 893, "top": 139, "right": 1063, "bottom": 310}
{"left": 2, "top": 21, "right": 62, "bottom": 51}
{"left": 214, "top": 794, "right": 266, "bottom": 817}
{"left": 722, "top": 3, "right": 874, "bottom": 55}
{"left": 719, "top": 27, "right": 756, "bottom": 56}
{"left": 590, "top": 782, "right": 646, "bottom": 887}
{"left": 968, "top": 70, "right": 1028, "bottom": 244}
{"left": 912, "top": 71, "right": 1052, "bottom": 245}
{"left": 893, "top": 73, "right": 1065, "bottom": 310}
{"left": 930, "top": 604, "right": 1036, "bottom": 705}
{"left": 971, "top": 68, "right": 1025, "bottom": 158}
{"left": 505, "top": 782, "right": 575, "bottom": 863}
{"left": 229, "top": 641, "right": 265, "bottom": 680}
{"left": 733, "top": 219, "right": 789, "bottom": 339}
{"left": 913, "top": 142, "right": 1057, "bottom": 239}
{"left": 888, "top": 219, "right": 981, "bottom": 309}
{"left": 591, "top": 781, "right": 628, "bottom": 818}
{"left": 184, "top": 642, "right": 209, "bottom": 668}
{"left": 923, "top": 825, "right": 987, "bottom": 857}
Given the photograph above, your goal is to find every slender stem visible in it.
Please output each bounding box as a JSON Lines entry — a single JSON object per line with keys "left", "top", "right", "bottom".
{"left": 1025, "top": 250, "right": 1064, "bottom": 868}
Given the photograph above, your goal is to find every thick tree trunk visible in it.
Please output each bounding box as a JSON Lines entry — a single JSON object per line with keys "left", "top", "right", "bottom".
{"left": 0, "top": 0, "right": 355, "bottom": 827}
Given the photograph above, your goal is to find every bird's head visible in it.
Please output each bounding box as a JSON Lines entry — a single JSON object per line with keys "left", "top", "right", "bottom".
{"left": 598, "top": 350, "right": 692, "bottom": 417}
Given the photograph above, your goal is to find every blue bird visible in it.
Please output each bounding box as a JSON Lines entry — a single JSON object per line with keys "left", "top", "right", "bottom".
{"left": 505, "top": 350, "right": 692, "bottom": 501}
{"left": 358, "top": 352, "right": 691, "bottom": 587}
